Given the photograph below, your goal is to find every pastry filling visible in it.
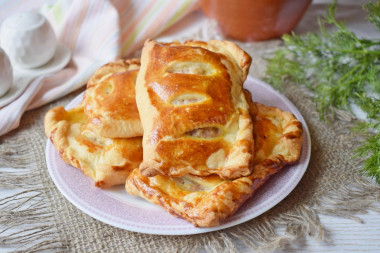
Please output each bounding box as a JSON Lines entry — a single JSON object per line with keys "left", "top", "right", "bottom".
{"left": 185, "top": 127, "right": 221, "bottom": 138}
{"left": 102, "top": 82, "right": 113, "bottom": 95}
{"left": 166, "top": 62, "right": 216, "bottom": 75}
{"left": 172, "top": 177, "right": 205, "bottom": 192}
{"left": 170, "top": 94, "right": 206, "bottom": 105}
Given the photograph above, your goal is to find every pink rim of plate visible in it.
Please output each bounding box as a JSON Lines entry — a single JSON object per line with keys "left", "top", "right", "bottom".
{"left": 45, "top": 76, "right": 311, "bottom": 235}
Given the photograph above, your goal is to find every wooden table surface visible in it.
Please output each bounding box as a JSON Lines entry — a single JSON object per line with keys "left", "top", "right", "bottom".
{"left": 273, "top": 212, "right": 380, "bottom": 252}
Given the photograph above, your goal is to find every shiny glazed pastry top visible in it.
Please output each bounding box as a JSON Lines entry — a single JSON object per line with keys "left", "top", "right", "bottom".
{"left": 135, "top": 39, "right": 253, "bottom": 179}
{"left": 125, "top": 98, "right": 303, "bottom": 227}
{"left": 83, "top": 59, "right": 143, "bottom": 138}
{"left": 44, "top": 104, "right": 143, "bottom": 188}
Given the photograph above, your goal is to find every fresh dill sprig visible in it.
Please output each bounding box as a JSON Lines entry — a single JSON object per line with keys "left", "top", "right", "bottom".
{"left": 265, "top": 0, "right": 380, "bottom": 183}
{"left": 365, "top": 1, "right": 380, "bottom": 31}
{"left": 355, "top": 133, "right": 380, "bottom": 181}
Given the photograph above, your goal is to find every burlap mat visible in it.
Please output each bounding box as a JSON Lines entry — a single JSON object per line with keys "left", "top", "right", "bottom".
{"left": 1, "top": 40, "right": 379, "bottom": 253}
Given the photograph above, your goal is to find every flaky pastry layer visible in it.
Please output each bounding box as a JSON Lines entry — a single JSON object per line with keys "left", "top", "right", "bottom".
{"left": 136, "top": 39, "right": 254, "bottom": 179}
{"left": 44, "top": 105, "right": 142, "bottom": 188}
{"left": 83, "top": 59, "right": 143, "bottom": 138}
{"left": 125, "top": 101, "right": 303, "bottom": 227}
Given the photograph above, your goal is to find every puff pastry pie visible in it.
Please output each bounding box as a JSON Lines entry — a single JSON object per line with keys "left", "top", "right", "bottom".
{"left": 125, "top": 101, "right": 303, "bottom": 227}
{"left": 83, "top": 59, "right": 143, "bottom": 138}
{"left": 136, "top": 40, "right": 253, "bottom": 179}
{"left": 44, "top": 105, "right": 143, "bottom": 188}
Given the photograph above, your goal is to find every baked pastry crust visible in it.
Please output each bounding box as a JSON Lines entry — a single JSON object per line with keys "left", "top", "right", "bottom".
{"left": 44, "top": 105, "right": 143, "bottom": 188}
{"left": 83, "top": 59, "right": 143, "bottom": 138}
{"left": 135, "top": 40, "right": 253, "bottom": 179}
{"left": 125, "top": 100, "right": 303, "bottom": 227}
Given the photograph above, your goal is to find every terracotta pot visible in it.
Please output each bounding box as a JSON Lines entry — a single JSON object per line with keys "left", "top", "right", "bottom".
{"left": 201, "top": 0, "right": 312, "bottom": 42}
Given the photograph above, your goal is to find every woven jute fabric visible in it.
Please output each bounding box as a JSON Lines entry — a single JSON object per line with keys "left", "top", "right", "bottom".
{"left": 1, "top": 39, "right": 379, "bottom": 253}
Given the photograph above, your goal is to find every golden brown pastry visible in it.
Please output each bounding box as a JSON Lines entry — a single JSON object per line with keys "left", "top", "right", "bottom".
{"left": 44, "top": 105, "right": 143, "bottom": 188}
{"left": 135, "top": 39, "right": 253, "bottom": 179}
{"left": 83, "top": 59, "right": 143, "bottom": 138}
{"left": 125, "top": 101, "right": 303, "bottom": 227}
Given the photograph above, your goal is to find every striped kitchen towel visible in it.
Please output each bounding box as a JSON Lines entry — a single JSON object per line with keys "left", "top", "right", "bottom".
{"left": 0, "top": 0, "right": 199, "bottom": 136}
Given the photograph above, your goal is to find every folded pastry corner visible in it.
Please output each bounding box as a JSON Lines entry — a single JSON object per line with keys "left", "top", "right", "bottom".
{"left": 125, "top": 101, "right": 303, "bottom": 227}
{"left": 135, "top": 39, "right": 254, "bottom": 179}
{"left": 44, "top": 105, "right": 143, "bottom": 188}
{"left": 83, "top": 58, "right": 143, "bottom": 138}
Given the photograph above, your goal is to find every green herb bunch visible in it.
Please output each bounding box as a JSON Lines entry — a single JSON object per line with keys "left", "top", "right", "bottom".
{"left": 265, "top": 1, "right": 380, "bottom": 183}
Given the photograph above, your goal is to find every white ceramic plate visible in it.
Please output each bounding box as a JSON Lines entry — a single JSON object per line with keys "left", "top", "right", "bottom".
{"left": 14, "top": 42, "right": 71, "bottom": 76}
{"left": 0, "top": 43, "right": 71, "bottom": 108}
{"left": 46, "top": 76, "right": 311, "bottom": 235}
{"left": 0, "top": 75, "right": 34, "bottom": 108}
